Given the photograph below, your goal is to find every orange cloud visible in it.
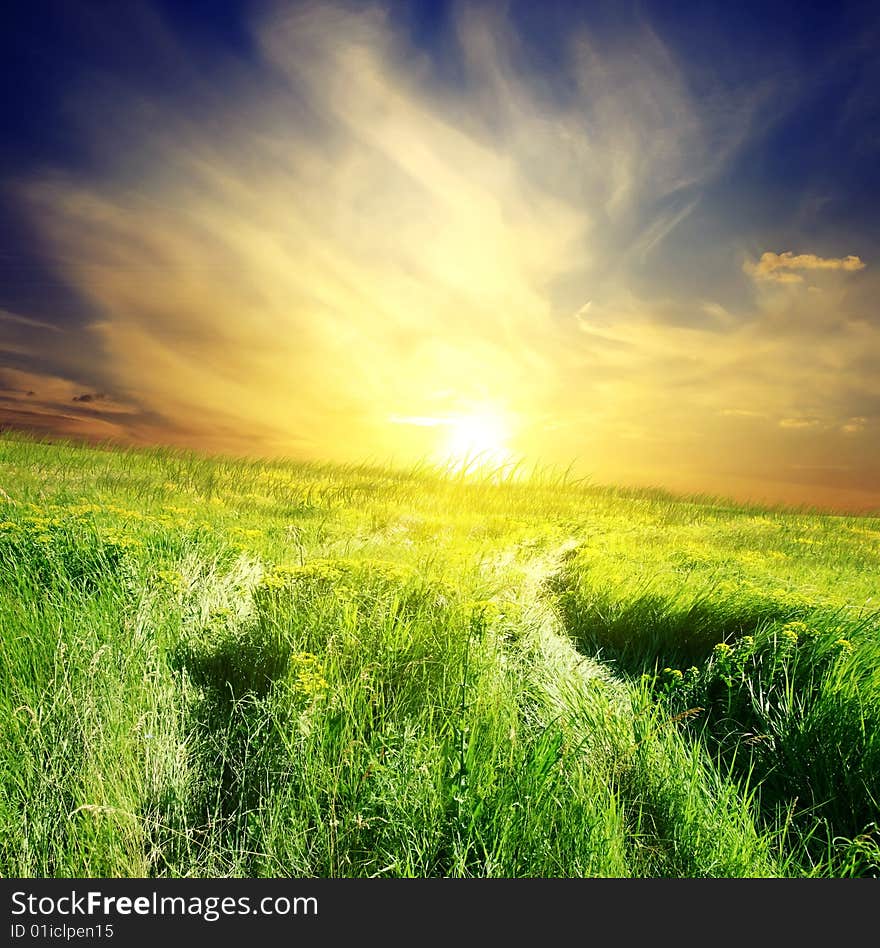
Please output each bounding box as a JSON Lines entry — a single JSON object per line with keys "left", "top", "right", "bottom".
{"left": 744, "top": 251, "right": 866, "bottom": 283}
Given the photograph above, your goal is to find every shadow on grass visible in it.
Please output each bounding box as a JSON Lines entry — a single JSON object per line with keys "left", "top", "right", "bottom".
{"left": 544, "top": 558, "right": 880, "bottom": 875}
{"left": 544, "top": 566, "right": 811, "bottom": 674}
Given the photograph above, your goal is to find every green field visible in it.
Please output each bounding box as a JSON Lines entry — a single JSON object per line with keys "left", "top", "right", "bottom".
{"left": 1, "top": 432, "right": 878, "bottom": 877}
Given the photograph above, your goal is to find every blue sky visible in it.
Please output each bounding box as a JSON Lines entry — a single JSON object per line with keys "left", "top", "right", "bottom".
{"left": 1, "top": 0, "right": 878, "bottom": 509}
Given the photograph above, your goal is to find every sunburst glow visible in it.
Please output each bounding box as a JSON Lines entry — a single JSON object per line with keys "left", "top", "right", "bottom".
{"left": 439, "top": 410, "right": 516, "bottom": 472}
{"left": 1, "top": 1, "right": 878, "bottom": 510}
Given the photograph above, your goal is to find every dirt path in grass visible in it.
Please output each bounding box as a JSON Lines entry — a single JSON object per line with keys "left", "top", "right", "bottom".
{"left": 483, "top": 538, "right": 630, "bottom": 728}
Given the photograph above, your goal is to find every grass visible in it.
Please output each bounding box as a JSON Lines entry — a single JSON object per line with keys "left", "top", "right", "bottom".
{"left": 0, "top": 430, "right": 878, "bottom": 877}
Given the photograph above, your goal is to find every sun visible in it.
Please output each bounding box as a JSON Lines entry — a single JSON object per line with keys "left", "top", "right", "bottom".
{"left": 387, "top": 404, "right": 519, "bottom": 473}
{"left": 440, "top": 409, "right": 515, "bottom": 471}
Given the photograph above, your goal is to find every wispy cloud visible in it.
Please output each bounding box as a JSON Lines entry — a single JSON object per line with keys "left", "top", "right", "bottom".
{"left": 0, "top": 309, "right": 65, "bottom": 332}
{"left": 22, "top": 3, "right": 759, "bottom": 461}
{"left": 778, "top": 416, "right": 822, "bottom": 429}
{"left": 6, "top": 1, "right": 880, "bottom": 509}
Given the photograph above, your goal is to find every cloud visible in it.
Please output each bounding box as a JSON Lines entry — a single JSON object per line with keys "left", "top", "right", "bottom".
{"left": 7, "top": 1, "right": 880, "bottom": 509}
{"left": 72, "top": 392, "right": 108, "bottom": 403}
{"left": 18, "top": 2, "right": 763, "bottom": 463}
{"left": 388, "top": 415, "right": 451, "bottom": 428}
{"left": 0, "top": 309, "right": 65, "bottom": 333}
{"left": 841, "top": 416, "right": 868, "bottom": 434}
{"left": 720, "top": 408, "right": 766, "bottom": 418}
{"left": 0, "top": 366, "right": 179, "bottom": 445}
{"left": 0, "top": 368, "right": 123, "bottom": 411}
{"left": 778, "top": 416, "right": 822, "bottom": 429}
{"left": 744, "top": 251, "right": 866, "bottom": 283}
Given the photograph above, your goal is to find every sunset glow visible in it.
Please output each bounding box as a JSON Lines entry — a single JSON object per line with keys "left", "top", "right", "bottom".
{"left": 388, "top": 407, "right": 517, "bottom": 472}
{"left": 439, "top": 410, "right": 515, "bottom": 471}
{"left": 0, "top": 2, "right": 878, "bottom": 510}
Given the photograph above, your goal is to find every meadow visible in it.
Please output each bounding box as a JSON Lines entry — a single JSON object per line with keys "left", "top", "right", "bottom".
{"left": 1, "top": 431, "right": 878, "bottom": 877}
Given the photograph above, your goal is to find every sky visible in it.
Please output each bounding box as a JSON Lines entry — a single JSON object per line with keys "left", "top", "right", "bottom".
{"left": 1, "top": 0, "right": 879, "bottom": 511}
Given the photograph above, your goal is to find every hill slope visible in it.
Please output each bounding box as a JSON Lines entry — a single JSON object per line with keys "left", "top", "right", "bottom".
{"left": 1, "top": 433, "right": 878, "bottom": 876}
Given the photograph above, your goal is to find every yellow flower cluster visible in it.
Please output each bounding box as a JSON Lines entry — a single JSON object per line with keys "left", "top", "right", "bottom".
{"left": 230, "top": 526, "right": 264, "bottom": 539}
{"left": 66, "top": 503, "right": 103, "bottom": 516}
{"left": 290, "top": 652, "right": 328, "bottom": 699}
{"left": 156, "top": 569, "right": 184, "bottom": 590}
{"left": 97, "top": 529, "right": 142, "bottom": 551}
{"left": 779, "top": 627, "right": 800, "bottom": 646}
{"left": 260, "top": 558, "right": 415, "bottom": 592}
{"left": 102, "top": 505, "right": 147, "bottom": 520}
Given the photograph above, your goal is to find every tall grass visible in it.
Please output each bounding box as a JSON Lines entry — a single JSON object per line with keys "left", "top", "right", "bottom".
{"left": 1, "top": 431, "right": 878, "bottom": 877}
